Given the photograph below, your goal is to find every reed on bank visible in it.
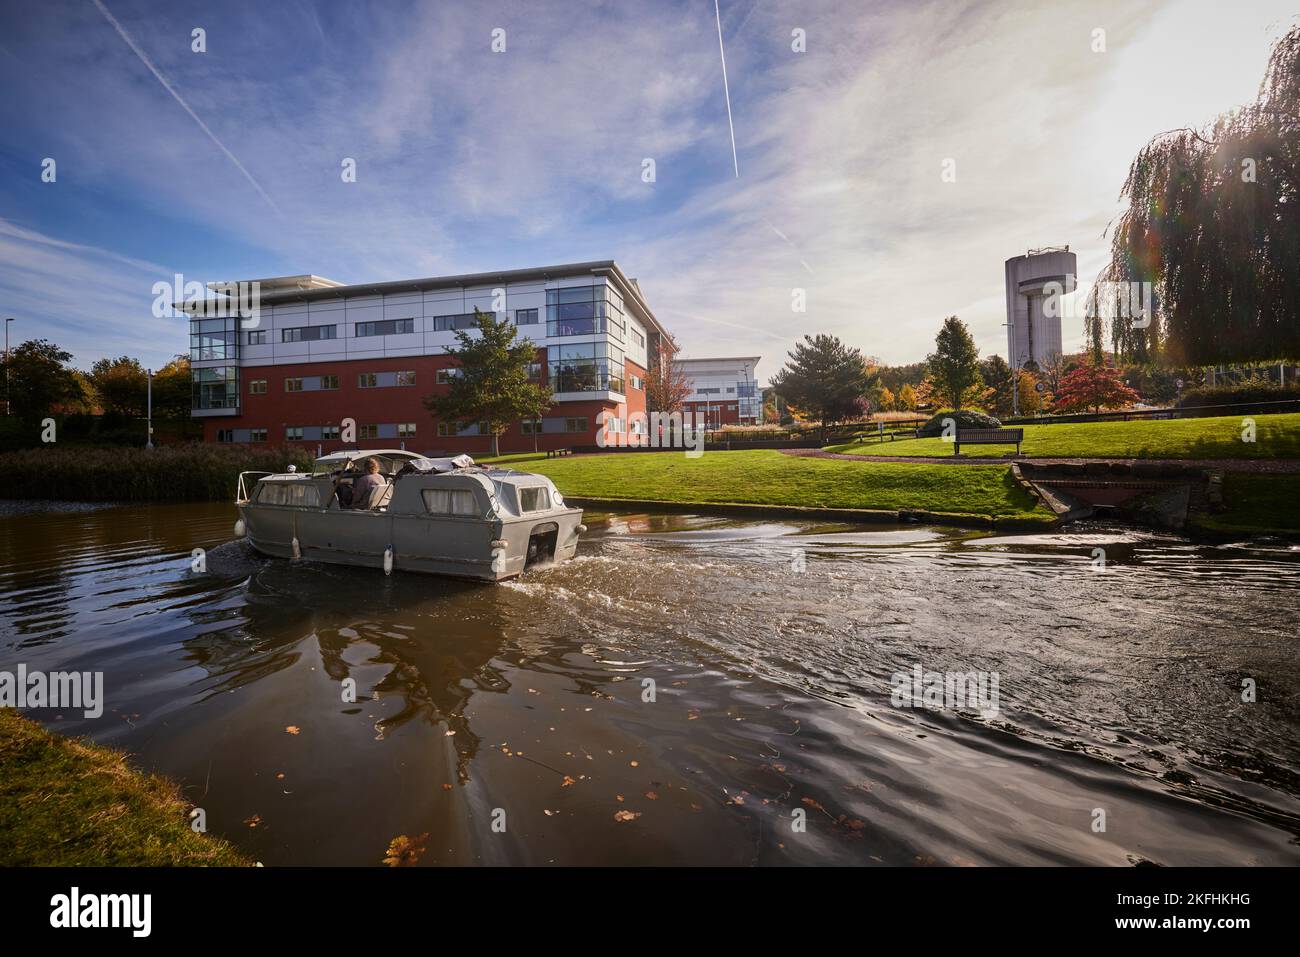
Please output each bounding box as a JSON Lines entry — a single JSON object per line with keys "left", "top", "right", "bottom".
{"left": 0, "top": 444, "right": 314, "bottom": 502}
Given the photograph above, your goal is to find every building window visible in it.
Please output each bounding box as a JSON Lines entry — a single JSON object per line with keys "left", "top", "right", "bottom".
{"left": 358, "top": 372, "right": 377, "bottom": 388}
{"left": 216, "top": 429, "right": 234, "bottom": 443}
{"left": 190, "top": 317, "right": 240, "bottom": 362}
{"left": 726, "top": 387, "right": 735, "bottom": 393}
{"left": 285, "top": 426, "right": 304, "bottom": 441}
{"left": 247, "top": 330, "right": 268, "bottom": 345}
{"left": 321, "top": 425, "right": 340, "bottom": 441}
{"left": 192, "top": 366, "right": 239, "bottom": 410}
{"left": 249, "top": 428, "right": 267, "bottom": 442}
{"left": 356, "top": 318, "right": 415, "bottom": 337}
{"left": 395, "top": 422, "right": 416, "bottom": 438}
{"left": 628, "top": 374, "right": 643, "bottom": 390}
{"left": 545, "top": 286, "right": 625, "bottom": 341}
{"left": 547, "top": 342, "right": 624, "bottom": 393}
{"left": 604, "top": 416, "right": 625, "bottom": 434}
{"left": 515, "top": 308, "right": 539, "bottom": 325}
{"left": 285, "top": 378, "right": 304, "bottom": 392}
{"left": 359, "top": 424, "right": 379, "bottom": 440}
{"left": 282, "top": 325, "right": 336, "bottom": 342}
{"left": 436, "top": 368, "right": 461, "bottom": 385}
{"left": 631, "top": 328, "right": 645, "bottom": 350}
{"left": 437, "top": 422, "right": 452, "bottom": 436}
{"left": 249, "top": 379, "right": 267, "bottom": 395}
{"left": 521, "top": 418, "right": 541, "bottom": 435}
{"left": 698, "top": 387, "right": 720, "bottom": 395}
{"left": 564, "top": 417, "right": 587, "bottom": 433}
{"left": 431, "top": 313, "right": 479, "bottom": 332}
{"left": 320, "top": 375, "right": 339, "bottom": 390}
{"left": 396, "top": 370, "right": 417, "bottom": 386}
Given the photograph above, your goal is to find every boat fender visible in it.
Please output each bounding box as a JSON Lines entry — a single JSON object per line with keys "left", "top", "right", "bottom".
{"left": 234, "top": 518, "right": 246, "bottom": 538}
{"left": 490, "top": 546, "right": 506, "bottom": 574}
{"left": 577, "top": 524, "right": 587, "bottom": 534}
{"left": 489, "top": 539, "right": 507, "bottom": 549}
{"left": 383, "top": 546, "right": 394, "bottom": 576}
{"left": 291, "top": 536, "right": 301, "bottom": 560}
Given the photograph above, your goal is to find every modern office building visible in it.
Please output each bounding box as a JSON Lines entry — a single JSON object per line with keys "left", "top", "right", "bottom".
{"left": 677, "top": 356, "right": 761, "bottom": 428}
{"left": 1004, "top": 246, "right": 1076, "bottom": 369}
{"left": 187, "top": 261, "right": 670, "bottom": 454}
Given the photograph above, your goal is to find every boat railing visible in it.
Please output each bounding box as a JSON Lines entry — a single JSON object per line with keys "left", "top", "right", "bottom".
{"left": 237, "top": 471, "right": 272, "bottom": 504}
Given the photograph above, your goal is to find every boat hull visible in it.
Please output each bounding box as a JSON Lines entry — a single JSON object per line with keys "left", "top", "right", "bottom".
{"left": 237, "top": 503, "right": 584, "bottom": 581}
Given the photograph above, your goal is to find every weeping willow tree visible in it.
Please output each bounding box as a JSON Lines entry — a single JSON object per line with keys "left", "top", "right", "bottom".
{"left": 1090, "top": 26, "right": 1300, "bottom": 366}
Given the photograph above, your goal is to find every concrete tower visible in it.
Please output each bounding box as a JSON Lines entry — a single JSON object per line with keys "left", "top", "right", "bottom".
{"left": 1004, "top": 247, "right": 1076, "bottom": 369}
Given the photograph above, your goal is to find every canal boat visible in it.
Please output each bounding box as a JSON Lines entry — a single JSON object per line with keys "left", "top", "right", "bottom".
{"left": 235, "top": 449, "right": 584, "bottom": 581}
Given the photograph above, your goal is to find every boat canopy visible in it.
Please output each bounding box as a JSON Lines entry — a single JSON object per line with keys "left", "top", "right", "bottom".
{"left": 311, "top": 449, "right": 426, "bottom": 475}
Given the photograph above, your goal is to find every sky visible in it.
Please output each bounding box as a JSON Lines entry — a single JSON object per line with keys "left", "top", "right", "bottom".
{"left": 0, "top": 0, "right": 1295, "bottom": 381}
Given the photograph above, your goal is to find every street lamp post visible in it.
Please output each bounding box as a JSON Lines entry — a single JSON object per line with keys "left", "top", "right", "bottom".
{"left": 145, "top": 368, "right": 154, "bottom": 450}
{"left": 4, "top": 317, "right": 13, "bottom": 416}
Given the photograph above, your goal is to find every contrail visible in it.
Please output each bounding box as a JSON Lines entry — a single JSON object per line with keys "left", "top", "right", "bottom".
{"left": 90, "top": 0, "right": 283, "bottom": 217}
{"left": 714, "top": 0, "right": 739, "bottom": 178}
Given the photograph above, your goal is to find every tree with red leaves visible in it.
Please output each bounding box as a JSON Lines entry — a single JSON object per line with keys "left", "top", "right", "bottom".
{"left": 1051, "top": 363, "right": 1141, "bottom": 413}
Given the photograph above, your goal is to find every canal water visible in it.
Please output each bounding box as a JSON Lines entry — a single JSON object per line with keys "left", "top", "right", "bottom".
{"left": 1, "top": 499, "right": 1297, "bottom": 865}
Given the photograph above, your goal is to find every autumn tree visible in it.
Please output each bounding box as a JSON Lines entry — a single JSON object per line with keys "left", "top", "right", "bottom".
{"left": 768, "top": 334, "right": 875, "bottom": 441}
{"left": 925, "top": 316, "right": 982, "bottom": 410}
{"left": 423, "top": 308, "right": 552, "bottom": 457}
{"left": 90, "top": 356, "right": 148, "bottom": 417}
{"left": 645, "top": 343, "right": 691, "bottom": 415}
{"left": 1016, "top": 369, "right": 1047, "bottom": 414}
{"left": 1051, "top": 363, "right": 1141, "bottom": 413}
{"left": 896, "top": 382, "right": 918, "bottom": 411}
{"left": 979, "top": 355, "right": 1015, "bottom": 418}
{"left": 878, "top": 386, "right": 895, "bottom": 412}
{"left": 2, "top": 340, "right": 83, "bottom": 421}
{"left": 151, "top": 355, "right": 193, "bottom": 419}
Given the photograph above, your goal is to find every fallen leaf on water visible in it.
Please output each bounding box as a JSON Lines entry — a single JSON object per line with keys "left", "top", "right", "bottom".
{"left": 284, "top": 726, "right": 300, "bottom": 735}
{"left": 613, "top": 810, "right": 641, "bottom": 823}
{"left": 444, "top": 730, "right": 455, "bottom": 736}
{"left": 645, "top": 791, "right": 658, "bottom": 800}
{"left": 629, "top": 760, "right": 639, "bottom": 767}
{"left": 544, "top": 809, "right": 556, "bottom": 816}
{"left": 562, "top": 775, "right": 577, "bottom": 788}
{"left": 275, "top": 773, "right": 285, "bottom": 780}
{"left": 383, "top": 832, "right": 430, "bottom": 867}
{"left": 616, "top": 794, "right": 625, "bottom": 802}
{"left": 441, "top": 783, "right": 453, "bottom": 791}
{"left": 244, "top": 814, "right": 262, "bottom": 828}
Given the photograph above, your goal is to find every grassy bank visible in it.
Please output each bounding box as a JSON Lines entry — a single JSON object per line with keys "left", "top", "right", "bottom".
{"left": 487, "top": 449, "right": 1053, "bottom": 521}
{"left": 1190, "top": 474, "right": 1300, "bottom": 536}
{"left": 826, "top": 412, "right": 1300, "bottom": 459}
{"left": 0, "top": 709, "right": 251, "bottom": 866}
{"left": 0, "top": 444, "right": 313, "bottom": 502}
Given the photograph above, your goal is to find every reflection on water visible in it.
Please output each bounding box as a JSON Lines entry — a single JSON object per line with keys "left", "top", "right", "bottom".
{"left": 1, "top": 500, "right": 1298, "bottom": 865}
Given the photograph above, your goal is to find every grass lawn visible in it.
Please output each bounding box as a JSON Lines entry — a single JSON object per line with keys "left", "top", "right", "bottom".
{"left": 485, "top": 449, "right": 1051, "bottom": 520}
{"left": 0, "top": 709, "right": 252, "bottom": 866}
{"left": 1190, "top": 475, "right": 1300, "bottom": 535}
{"left": 825, "top": 412, "right": 1300, "bottom": 460}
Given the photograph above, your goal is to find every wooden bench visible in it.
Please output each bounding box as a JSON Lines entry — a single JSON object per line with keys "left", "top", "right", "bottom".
{"left": 546, "top": 447, "right": 573, "bottom": 458}
{"left": 954, "top": 428, "right": 1024, "bottom": 456}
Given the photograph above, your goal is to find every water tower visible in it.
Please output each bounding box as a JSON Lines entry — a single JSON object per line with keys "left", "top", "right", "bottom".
{"left": 1004, "top": 246, "right": 1076, "bottom": 369}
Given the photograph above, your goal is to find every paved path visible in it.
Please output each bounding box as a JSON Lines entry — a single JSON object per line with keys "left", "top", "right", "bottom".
{"left": 781, "top": 448, "right": 1300, "bottom": 474}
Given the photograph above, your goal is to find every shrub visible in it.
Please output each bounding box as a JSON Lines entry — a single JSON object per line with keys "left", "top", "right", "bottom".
{"left": 1176, "top": 381, "right": 1300, "bottom": 408}
{"left": 917, "top": 409, "right": 1001, "bottom": 437}
{"left": 0, "top": 443, "right": 315, "bottom": 502}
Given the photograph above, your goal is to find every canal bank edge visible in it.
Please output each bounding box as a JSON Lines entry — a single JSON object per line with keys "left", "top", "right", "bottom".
{"left": 564, "top": 496, "right": 1059, "bottom": 531}
{"left": 0, "top": 709, "right": 254, "bottom": 866}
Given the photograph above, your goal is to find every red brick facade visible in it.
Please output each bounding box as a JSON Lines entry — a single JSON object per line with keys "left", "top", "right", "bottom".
{"left": 202, "top": 354, "right": 649, "bottom": 456}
